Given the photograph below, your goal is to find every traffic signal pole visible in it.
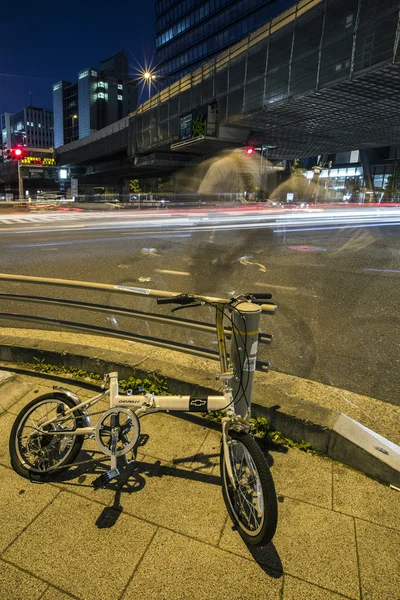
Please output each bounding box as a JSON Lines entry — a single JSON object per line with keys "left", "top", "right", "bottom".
{"left": 18, "top": 161, "right": 24, "bottom": 200}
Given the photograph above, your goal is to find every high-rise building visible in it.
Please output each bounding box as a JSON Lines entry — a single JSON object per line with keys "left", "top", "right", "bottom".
{"left": 1, "top": 107, "right": 53, "bottom": 150}
{"left": 155, "top": 0, "right": 295, "bottom": 86}
{"left": 52, "top": 51, "right": 137, "bottom": 148}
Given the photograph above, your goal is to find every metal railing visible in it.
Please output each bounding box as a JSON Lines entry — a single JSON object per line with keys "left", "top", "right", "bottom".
{"left": 0, "top": 274, "right": 275, "bottom": 368}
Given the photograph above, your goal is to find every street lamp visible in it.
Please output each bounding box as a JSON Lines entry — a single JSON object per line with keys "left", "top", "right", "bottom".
{"left": 139, "top": 68, "right": 157, "bottom": 97}
{"left": 72, "top": 114, "right": 78, "bottom": 138}
{"left": 143, "top": 71, "right": 156, "bottom": 80}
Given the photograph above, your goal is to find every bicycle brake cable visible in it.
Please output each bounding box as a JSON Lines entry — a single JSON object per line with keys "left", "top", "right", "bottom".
{"left": 171, "top": 302, "right": 203, "bottom": 313}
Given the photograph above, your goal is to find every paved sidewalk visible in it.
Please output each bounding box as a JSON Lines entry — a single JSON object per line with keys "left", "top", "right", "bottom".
{"left": 0, "top": 370, "right": 399, "bottom": 600}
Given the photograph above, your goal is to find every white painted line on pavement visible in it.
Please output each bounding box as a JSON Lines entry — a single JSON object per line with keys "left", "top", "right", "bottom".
{"left": 155, "top": 269, "right": 191, "bottom": 276}
{"left": 364, "top": 268, "right": 400, "bottom": 274}
{"left": 255, "top": 282, "right": 297, "bottom": 292}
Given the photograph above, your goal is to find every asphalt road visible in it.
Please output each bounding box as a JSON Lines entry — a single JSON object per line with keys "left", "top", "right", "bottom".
{"left": 0, "top": 205, "right": 399, "bottom": 405}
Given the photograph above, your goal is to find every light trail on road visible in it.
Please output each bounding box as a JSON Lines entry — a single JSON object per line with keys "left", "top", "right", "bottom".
{"left": 0, "top": 203, "right": 399, "bottom": 404}
{"left": 1, "top": 206, "right": 399, "bottom": 239}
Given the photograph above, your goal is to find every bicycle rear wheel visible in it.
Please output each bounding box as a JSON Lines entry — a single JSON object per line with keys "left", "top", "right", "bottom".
{"left": 9, "top": 394, "right": 84, "bottom": 481}
{"left": 220, "top": 430, "right": 277, "bottom": 546}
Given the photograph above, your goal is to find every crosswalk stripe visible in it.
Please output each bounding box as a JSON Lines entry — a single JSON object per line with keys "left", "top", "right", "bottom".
{"left": 0, "top": 214, "right": 94, "bottom": 225}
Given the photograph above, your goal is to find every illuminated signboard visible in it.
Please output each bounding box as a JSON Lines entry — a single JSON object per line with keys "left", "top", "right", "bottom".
{"left": 180, "top": 114, "right": 193, "bottom": 141}
{"left": 21, "top": 157, "right": 56, "bottom": 166}
{"left": 21, "top": 168, "right": 58, "bottom": 180}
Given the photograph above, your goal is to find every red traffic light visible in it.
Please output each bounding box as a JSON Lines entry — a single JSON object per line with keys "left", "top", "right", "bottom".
{"left": 245, "top": 147, "right": 255, "bottom": 155}
{"left": 7, "top": 147, "right": 25, "bottom": 160}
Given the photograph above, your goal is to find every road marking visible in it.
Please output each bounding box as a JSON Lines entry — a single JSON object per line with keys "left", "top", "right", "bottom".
{"left": 364, "top": 268, "right": 400, "bottom": 274}
{"left": 0, "top": 213, "right": 95, "bottom": 225}
{"left": 239, "top": 257, "right": 267, "bottom": 272}
{"left": 255, "top": 282, "right": 297, "bottom": 292}
{"left": 155, "top": 269, "right": 191, "bottom": 276}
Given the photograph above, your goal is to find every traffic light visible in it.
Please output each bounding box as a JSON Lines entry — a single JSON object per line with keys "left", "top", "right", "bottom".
{"left": 245, "top": 147, "right": 255, "bottom": 155}
{"left": 6, "top": 147, "right": 25, "bottom": 160}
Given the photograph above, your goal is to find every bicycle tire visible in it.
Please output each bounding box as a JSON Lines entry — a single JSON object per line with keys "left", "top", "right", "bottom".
{"left": 220, "top": 430, "right": 278, "bottom": 546}
{"left": 9, "top": 394, "right": 85, "bottom": 482}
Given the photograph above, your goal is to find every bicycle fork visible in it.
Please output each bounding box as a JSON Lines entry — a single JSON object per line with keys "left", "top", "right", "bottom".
{"left": 217, "top": 301, "right": 262, "bottom": 489}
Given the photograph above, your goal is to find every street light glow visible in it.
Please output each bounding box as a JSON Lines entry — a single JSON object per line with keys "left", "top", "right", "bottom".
{"left": 140, "top": 69, "right": 156, "bottom": 82}
{"left": 130, "top": 61, "right": 159, "bottom": 100}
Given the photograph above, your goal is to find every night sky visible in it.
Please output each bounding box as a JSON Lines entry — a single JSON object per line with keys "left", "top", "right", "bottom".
{"left": 0, "top": 0, "right": 156, "bottom": 116}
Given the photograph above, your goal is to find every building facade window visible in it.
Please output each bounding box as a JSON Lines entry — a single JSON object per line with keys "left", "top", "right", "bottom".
{"left": 155, "top": 0, "right": 295, "bottom": 85}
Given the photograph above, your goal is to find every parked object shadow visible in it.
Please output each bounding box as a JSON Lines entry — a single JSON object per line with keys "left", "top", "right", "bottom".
{"left": 249, "top": 542, "right": 283, "bottom": 578}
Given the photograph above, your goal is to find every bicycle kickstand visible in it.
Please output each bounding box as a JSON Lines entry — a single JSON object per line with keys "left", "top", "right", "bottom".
{"left": 92, "top": 426, "right": 121, "bottom": 489}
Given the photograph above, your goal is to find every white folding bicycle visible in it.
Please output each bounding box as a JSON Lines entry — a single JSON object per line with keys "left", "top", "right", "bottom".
{"left": 9, "top": 290, "right": 278, "bottom": 546}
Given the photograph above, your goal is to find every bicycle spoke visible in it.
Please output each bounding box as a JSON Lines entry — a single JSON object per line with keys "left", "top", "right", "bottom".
{"left": 225, "top": 438, "right": 266, "bottom": 536}
{"left": 15, "top": 399, "right": 80, "bottom": 473}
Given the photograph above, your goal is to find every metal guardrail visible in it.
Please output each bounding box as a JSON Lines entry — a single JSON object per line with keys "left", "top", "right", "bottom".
{"left": 0, "top": 274, "right": 275, "bottom": 367}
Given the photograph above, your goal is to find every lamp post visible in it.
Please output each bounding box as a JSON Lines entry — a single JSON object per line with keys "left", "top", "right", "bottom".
{"left": 141, "top": 70, "right": 157, "bottom": 98}
{"left": 18, "top": 161, "right": 24, "bottom": 200}
{"left": 72, "top": 114, "right": 78, "bottom": 138}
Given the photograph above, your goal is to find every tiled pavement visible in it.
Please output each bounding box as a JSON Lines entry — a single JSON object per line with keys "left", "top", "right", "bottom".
{"left": 0, "top": 372, "right": 399, "bottom": 600}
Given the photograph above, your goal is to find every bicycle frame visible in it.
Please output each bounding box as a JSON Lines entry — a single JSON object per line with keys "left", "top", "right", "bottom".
{"left": 31, "top": 295, "right": 271, "bottom": 439}
{"left": 31, "top": 303, "right": 246, "bottom": 484}
{"left": 8, "top": 279, "right": 278, "bottom": 544}
{"left": 36, "top": 302, "right": 233, "bottom": 431}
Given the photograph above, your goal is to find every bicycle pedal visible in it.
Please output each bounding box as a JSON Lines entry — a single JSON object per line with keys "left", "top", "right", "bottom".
{"left": 92, "top": 467, "right": 120, "bottom": 490}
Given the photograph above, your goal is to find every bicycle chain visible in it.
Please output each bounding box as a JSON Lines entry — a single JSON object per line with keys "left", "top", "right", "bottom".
{"left": 33, "top": 409, "right": 135, "bottom": 475}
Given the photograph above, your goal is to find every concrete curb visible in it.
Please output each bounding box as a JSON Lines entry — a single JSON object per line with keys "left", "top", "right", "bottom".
{"left": 0, "top": 329, "right": 399, "bottom": 487}
{"left": 0, "top": 371, "right": 32, "bottom": 414}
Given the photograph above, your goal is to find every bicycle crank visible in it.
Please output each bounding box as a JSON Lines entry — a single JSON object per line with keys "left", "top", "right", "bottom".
{"left": 93, "top": 408, "right": 140, "bottom": 489}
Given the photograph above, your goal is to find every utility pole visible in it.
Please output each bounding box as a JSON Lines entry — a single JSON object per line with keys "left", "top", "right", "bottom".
{"left": 18, "top": 161, "right": 24, "bottom": 199}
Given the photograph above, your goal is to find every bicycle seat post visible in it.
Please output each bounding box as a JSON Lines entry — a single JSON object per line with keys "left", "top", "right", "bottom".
{"left": 230, "top": 301, "right": 262, "bottom": 421}
{"left": 109, "top": 372, "right": 119, "bottom": 407}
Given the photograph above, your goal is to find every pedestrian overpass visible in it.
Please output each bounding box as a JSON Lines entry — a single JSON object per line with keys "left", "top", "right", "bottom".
{"left": 56, "top": 0, "right": 400, "bottom": 177}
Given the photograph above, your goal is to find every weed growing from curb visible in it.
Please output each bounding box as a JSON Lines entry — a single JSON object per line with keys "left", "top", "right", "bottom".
{"left": 17, "top": 359, "right": 317, "bottom": 453}
{"left": 20, "top": 358, "right": 170, "bottom": 394}
{"left": 206, "top": 411, "right": 317, "bottom": 454}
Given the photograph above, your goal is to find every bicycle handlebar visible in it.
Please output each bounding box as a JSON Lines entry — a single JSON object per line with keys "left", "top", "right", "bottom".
{"left": 249, "top": 292, "right": 273, "bottom": 301}
{"left": 157, "top": 293, "right": 276, "bottom": 314}
{"left": 260, "top": 304, "right": 277, "bottom": 315}
{"left": 157, "top": 294, "right": 196, "bottom": 305}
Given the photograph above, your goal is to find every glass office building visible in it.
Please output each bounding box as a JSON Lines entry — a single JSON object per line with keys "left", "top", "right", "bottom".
{"left": 155, "top": 0, "right": 295, "bottom": 85}
{"left": 52, "top": 51, "right": 137, "bottom": 148}
{"left": 1, "top": 107, "right": 53, "bottom": 150}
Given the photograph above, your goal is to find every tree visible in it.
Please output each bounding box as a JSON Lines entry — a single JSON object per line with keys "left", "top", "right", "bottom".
{"left": 289, "top": 158, "right": 308, "bottom": 201}
{"left": 384, "top": 171, "right": 400, "bottom": 199}
{"left": 192, "top": 116, "right": 206, "bottom": 138}
{"left": 129, "top": 179, "right": 141, "bottom": 193}
{"left": 291, "top": 158, "right": 306, "bottom": 177}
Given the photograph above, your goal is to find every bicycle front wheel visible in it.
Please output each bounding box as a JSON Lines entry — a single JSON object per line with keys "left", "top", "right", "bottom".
{"left": 221, "top": 430, "right": 278, "bottom": 546}
{"left": 9, "top": 394, "right": 84, "bottom": 481}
